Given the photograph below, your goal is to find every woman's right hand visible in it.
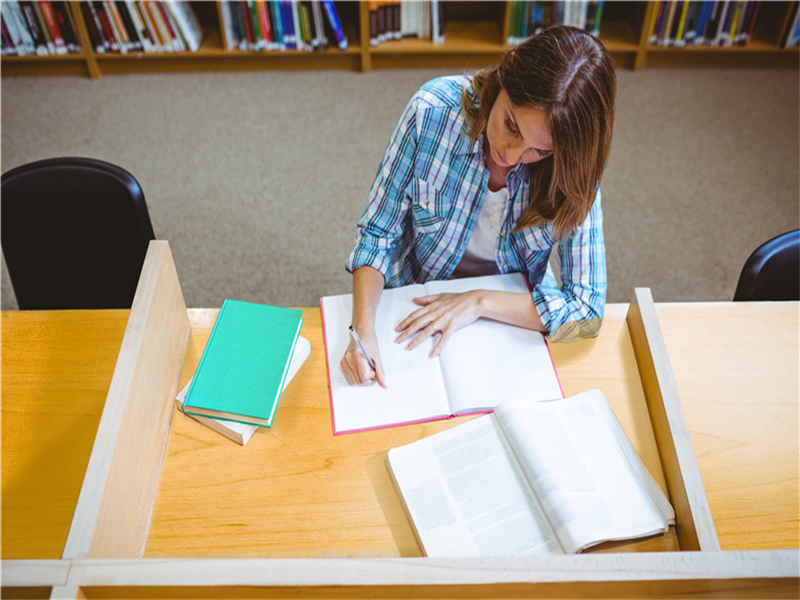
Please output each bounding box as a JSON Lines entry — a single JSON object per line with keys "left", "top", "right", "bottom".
{"left": 340, "top": 331, "right": 387, "bottom": 388}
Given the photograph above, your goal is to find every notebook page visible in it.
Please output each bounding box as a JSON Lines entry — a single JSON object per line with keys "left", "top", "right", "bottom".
{"left": 494, "top": 391, "right": 668, "bottom": 554}
{"left": 322, "top": 285, "right": 450, "bottom": 434}
{"left": 423, "top": 273, "right": 563, "bottom": 414}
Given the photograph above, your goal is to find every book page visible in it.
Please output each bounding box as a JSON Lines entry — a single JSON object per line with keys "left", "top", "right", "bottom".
{"left": 423, "top": 273, "right": 563, "bottom": 414}
{"left": 387, "top": 414, "right": 563, "bottom": 557}
{"left": 322, "top": 286, "right": 450, "bottom": 434}
{"left": 494, "top": 390, "right": 669, "bottom": 553}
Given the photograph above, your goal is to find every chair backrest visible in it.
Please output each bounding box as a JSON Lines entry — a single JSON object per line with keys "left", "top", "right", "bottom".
{"left": 1, "top": 157, "right": 156, "bottom": 310}
{"left": 733, "top": 229, "right": 800, "bottom": 301}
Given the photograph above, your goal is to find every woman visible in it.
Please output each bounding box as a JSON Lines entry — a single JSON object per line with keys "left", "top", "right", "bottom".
{"left": 342, "top": 25, "right": 616, "bottom": 387}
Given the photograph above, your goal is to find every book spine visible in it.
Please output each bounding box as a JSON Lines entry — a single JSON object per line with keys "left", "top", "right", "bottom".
{"left": 321, "top": 0, "right": 346, "bottom": 49}
{"left": 183, "top": 300, "right": 229, "bottom": 407}
{"left": 137, "top": 1, "right": 163, "bottom": 51}
{"left": 115, "top": 1, "right": 143, "bottom": 51}
{"left": 1, "top": 16, "right": 14, "bottom": 55}
{"left": 258, "top": 1, "right": 275, "bottom": 50}
{"left": 19, "top": 2, "right": 49, "bottom": 55}
{"left": 159, "top": 1, "right": 185, "bottom": 51}
{"left": 246, "top": 0, "right": 263, "bottom": 50}
{"left": 40, "top": 2, "right": 67, "bottom": 54}
{"left": 125, "top": 0, "right": 152, "bottom": 52}
{"left": 53, "top": 2, "right": 81, "bottom": 53}
{"left": 291, "top": 0, "right": 303, "bottom": 49}
{"left": 103, "top": 0, "right": 128, "bottom": 53}
{"left": 299, "top": 2, "right": 313, "bottom": 50}
{"left": 92, "top": 2, "right": 118, "bottom": 51}
{"left": 743, "top": 0, "right": 760, "bottom": 46}
{"left": 148, "top": 1, "right": 174, "bottom": 51}
{"left": 228, "top": 1, "right": 245, "bottom": 50}
{"left": 8, "top": 0, "right": 36, "bottom": 55}
{"left": 673, "top": 0, "right": 691, "bottom": 46}
{"left": 269, "top": 1, "right": 286, "bottom": 50}
{"left": 80, "top": 2, "right": 104, "bottom": 52}
{"left": 2, "top": 2, "right": 27, "bottom": 56}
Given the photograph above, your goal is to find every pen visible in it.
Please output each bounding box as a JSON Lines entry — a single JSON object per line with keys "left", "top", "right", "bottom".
{"left": 349, "top": 325, "right": 376, "bottom": 371}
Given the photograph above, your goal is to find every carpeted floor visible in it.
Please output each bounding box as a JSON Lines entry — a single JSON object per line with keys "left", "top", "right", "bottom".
{"left": 2, "top": 64, "right": 798, "bottom": 310}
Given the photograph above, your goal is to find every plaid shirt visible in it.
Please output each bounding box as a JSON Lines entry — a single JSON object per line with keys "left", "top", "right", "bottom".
{"left": 347, "top": 76, "right": 606, "bottom": 342}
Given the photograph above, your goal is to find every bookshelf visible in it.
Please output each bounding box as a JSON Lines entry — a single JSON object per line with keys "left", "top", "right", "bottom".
{"left": 2, "top": 1, "right": 798, "bottom": 79}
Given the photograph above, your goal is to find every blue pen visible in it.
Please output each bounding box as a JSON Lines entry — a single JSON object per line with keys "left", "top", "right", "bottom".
{"left": 349, "top": 325, "right": 376, "bottom": 371}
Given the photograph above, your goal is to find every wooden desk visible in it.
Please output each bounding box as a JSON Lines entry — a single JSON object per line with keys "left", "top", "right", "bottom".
{"left": 3, "top": 303, "right": 797, "bottom": 561}
{"left": 0, "top": 310, "right": 128, "bottom": 559}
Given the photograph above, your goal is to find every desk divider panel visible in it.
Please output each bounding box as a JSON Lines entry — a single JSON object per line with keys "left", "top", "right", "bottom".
{"left": 626, "top": 288, "right": 720, "bottom": 552}
{"left": 61, "top": 241, "right": 190, "bottom": 561}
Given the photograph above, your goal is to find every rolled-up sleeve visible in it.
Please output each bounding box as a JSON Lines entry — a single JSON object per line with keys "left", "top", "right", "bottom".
{"left": 346, "top": 96, "right": 419, "bottom": 279}
{"left": 531, "top": 189, "right": 607, "bottom": 342}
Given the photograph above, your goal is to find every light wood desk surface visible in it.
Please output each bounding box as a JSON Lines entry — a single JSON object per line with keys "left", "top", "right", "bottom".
{"left": 2, "top": 302, "right": 797, "bottom": 561}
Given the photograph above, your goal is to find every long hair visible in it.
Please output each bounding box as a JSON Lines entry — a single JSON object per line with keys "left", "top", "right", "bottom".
{"left": 462, "top": 26, "right": 616, "bottom": 239}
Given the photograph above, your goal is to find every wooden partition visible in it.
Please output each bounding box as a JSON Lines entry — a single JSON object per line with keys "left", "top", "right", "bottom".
{"left": 1, "top": 254, "right": 797, "bottom": 598}
{"left": 627, "top": 287, "right": 720, "bottom": 552}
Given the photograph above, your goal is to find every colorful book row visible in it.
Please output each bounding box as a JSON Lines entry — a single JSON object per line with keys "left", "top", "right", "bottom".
{"left": 368, "top": 1, "right": 445, "bottom": 47}
{"left": 220, "top": 1, "right": 348, "bottom": 52}
{"left": 1, "top": 1, "right": 81, "bottom": 56}
{"left": 507, "top": 1, "right": 603, "bottom": 45}
{"left": 648, "top": 1, "right": 762, "bottom": 47}
{"left": 77, "top": 1, "right": 202, "bottom": 54}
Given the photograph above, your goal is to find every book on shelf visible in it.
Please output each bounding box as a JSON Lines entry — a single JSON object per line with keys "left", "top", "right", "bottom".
{"left": 181, "top": 299, "right": 304, "bottom": 428}
{"left": 386, "top": 389, "right": 676, "bottom": 557}
{"left": 74, "top": 1, "right": 202, "bottom": 54}
{"left": 782, "top": 1, "right": 799, "bottom": 48}
{"left": 18, "top": 2, "right": 48, "bottom": 56}
{"left": 219, "top": 1, "right": 347, "bottom": 52}
{"left": 321, "top": 273, "right": 563, "bottom": 435}
{"left": 176, "top": 336, "right": 311, "bottom": 445}
{"left": 648, "top": 1, "right": 762, "bottom": 48}
{"left": 369, "top": 1, "right": 443, "bottom": 47}
{"left": 2, "top": 1, "right": 36, "bottom": 56}
{"left": 507, "top": 1, "right": 603, "bottom": 45}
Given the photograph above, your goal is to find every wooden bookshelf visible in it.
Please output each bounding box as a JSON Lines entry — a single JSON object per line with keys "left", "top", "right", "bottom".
{"left": 1, "top": 1, "right": 798, "bottom": 79}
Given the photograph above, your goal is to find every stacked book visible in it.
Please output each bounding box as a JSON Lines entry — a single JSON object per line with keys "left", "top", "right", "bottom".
{"left": 221, "top": 1, "right": 348, "bottom": 52}
{"left": 1, "top": 1, "right": 82, "bottom": 56}
{"left": 368, "top": 1, "right": 445, "bottom": 46}
{"left": 177, "top": 299, "right": 309, "bottom": 446}
{"left": 507, "top": 1, "right": 603, "bottom": 45}
{"left": 79, "top": 1, "right": 203, "bottom": 54}
{"left": 648, "top": 1, "right": 762, "bottom": 47}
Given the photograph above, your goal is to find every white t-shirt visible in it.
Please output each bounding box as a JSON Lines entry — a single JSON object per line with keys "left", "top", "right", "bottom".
{"left": 452, "top": 186, "right": 508, "bottom": 278}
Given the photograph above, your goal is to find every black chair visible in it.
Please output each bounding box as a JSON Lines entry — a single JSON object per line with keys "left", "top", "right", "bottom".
{"left": 1, "top": 157, "right": 155, "bottom": 310}
{"left": 733, "top": 229, "right": 800, "bottom": 301}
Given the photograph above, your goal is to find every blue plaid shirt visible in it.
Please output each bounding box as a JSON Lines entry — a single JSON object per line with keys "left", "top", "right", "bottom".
{"left": 347, "top": 76, "right": 606, "bottom": 342}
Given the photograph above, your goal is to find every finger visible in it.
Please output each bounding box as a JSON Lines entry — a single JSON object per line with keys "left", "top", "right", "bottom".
{"left": 355, "top": 354, "right": 378, "bottom": 385}
{"left": 374, "top": 359, "right": 388, "bottom": 389}
{"left": 412, "top": 294, "right": 441, "bottom": 306}
{"left": 395, "top": 304, "right": 432, "bottom": 334}
{"left": 406, "top": 320, "right": 441, "bottom": 350}
{"left": 396, "top": 312, "right": 437, "bottom": 344}
{"left": 430, "top": 329, "right": 450, "bottom": 358}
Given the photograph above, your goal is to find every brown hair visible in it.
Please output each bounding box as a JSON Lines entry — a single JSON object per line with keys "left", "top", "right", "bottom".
{"left": 462, "top": 26, "right": 616, "bottom": 238}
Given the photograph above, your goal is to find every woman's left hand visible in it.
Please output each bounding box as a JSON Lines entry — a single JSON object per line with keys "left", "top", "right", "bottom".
{"left": 395, "top": 291, "right": 484, "bottom": 358}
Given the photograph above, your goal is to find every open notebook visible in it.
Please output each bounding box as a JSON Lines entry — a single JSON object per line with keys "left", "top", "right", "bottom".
{"left": 321, "top": 273, "right": 563, "bottom": 434}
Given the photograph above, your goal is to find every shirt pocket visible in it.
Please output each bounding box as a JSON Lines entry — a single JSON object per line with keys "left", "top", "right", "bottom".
{"left": 514, "top": 224, "right": 555, "bottom": 273}
{"left": 409, "top": 178, "right": 451, "bottom": 235}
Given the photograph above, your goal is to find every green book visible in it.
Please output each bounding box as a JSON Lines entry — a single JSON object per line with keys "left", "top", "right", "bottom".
{"left": 182, "top": 299, "right": 304, "bottom": 427}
